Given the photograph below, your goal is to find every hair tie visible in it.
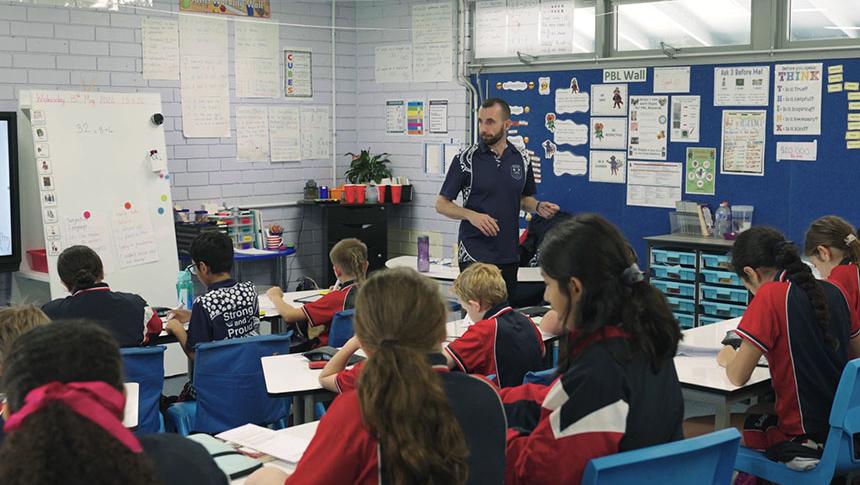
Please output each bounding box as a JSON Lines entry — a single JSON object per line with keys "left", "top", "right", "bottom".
{"left": 379, "top": 339, "right": 400, "bottom": 348}
{"left": 3, "top": 381, "right": 142, "bottom": 453}
{"left": 845, "top": 234, "right": 858, "bottom": 246}
{"left": 621, "top": 263, "right": 645, "bottom": 286}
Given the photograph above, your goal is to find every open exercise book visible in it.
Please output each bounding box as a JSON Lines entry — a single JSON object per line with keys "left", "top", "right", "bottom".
{"left": 216, "top": 424, "right": 311, "bottom": 463}
{"left": 675, "top": 317, "right": 742, "bottom": 357}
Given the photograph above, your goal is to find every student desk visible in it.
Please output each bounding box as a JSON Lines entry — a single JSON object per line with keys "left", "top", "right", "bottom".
{"left": 385, "top": 255, "right": 544, "bottom": 283}
{"left": 230, "top": 421, "right": 320, "bottom": 484}
{"left": 675, "top": 317, "right": 771, "bottom": 429}
{"left": 446, "top": 315, "right": 558, "bottom": 344}
{"left": 260, "top": 353, "right": 334, "bottom": 425}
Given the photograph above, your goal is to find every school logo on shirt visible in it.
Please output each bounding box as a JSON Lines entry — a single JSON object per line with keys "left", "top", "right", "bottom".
{"left": 511, "top": 164, "right": 523, "bottom": 181}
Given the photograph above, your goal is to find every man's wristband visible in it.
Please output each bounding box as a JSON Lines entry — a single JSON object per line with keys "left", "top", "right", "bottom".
{"left": 535, "top": 200, "right": 543, "bottom": 213}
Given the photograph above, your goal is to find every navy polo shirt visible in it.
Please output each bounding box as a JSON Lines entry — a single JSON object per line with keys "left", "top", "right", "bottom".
{"left": 186, "top": 279, "right": 261, "bottom": 349}
{"left": 440, "top": 139, "right": 536, "bottom": 265}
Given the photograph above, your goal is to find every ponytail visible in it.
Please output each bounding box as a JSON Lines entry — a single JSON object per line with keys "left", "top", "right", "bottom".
{"left": 330, "top": 238, "right": 368, "bottom": 285}
{"left": 804, "top": 215, "right": 860, "bottom": 265}
{"left": 354, "top": 268, "right": 468, "bottom": 485}
{"left": 56, "top": 245, "right": 103, "bottom": 293}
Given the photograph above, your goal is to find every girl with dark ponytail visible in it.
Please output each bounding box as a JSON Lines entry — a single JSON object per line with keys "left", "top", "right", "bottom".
{"left": 719, "top": 226, "right": 857, "bottom": 452}
{"left": 501, "top": 214, "right": 683, "bottom": 485}
{"left": 246, "top": 267, "right": 506, "bottom": 485}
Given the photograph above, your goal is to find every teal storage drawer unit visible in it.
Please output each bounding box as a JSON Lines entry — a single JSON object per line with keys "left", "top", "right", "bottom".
{"left": 700, "top": 284, "right": 749, "bottom": 304}
{"left": 700, "top": 301, "right": 746, "bottom": 319}
{"left": 651, "top": 280, "right": 696, "bottom": 298}
{"left": 666, "top": 296, "right": 697, "bottom": 314}
{"left": 700, "top": 269, "right": 742, "bottom": 286}
{"left": 651, "top": 265, "right": 698, "bottom": 283}
{"left": 700, "top": 252, "right": 732, "bottom": 270}
{"left": 698, "top": 315, "right": 728, "bottom": 326}
{"left": 652, "top": 249, "right": 697, "bottom": 267}
{"left": 674, "top": 312, "right": 695, "bottom": 329}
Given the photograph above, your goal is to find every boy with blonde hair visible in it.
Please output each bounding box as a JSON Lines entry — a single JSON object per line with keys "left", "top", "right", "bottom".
{"left": 445, "top": 263, "right": 545, "bottom": 387}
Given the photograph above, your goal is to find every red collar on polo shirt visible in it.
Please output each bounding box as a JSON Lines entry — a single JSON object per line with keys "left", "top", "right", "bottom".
{"left": 72, "top": 282, "right": 111, "bottom": 297}
{"left": 568, "top": 325, "right": 630, "bottom": 357}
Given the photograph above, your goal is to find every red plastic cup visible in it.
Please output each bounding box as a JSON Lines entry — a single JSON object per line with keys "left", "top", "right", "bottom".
{"left": 377, "top": 185, "right": 387, "bottom": 204}
{"left": 356, "top": 184, "right": 367, "bottom": 204}
{"left": 391, "top": 184, "right": 402, "bottom": 204}
{"left": 344, "top": 184, "right": 357, "bottom": 204}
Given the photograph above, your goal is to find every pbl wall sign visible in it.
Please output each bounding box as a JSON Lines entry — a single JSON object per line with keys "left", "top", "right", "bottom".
{"left": 179, "top": 0, "right": 270, "bottom": 18}
{"left": 603, "top": 68, "right": 648, "bottom": 83}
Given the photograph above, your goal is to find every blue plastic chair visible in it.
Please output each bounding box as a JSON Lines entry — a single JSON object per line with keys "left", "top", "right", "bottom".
{"left": 582, "top": 428, "right": 741, "bottom": 485}
{"left": 328, "top": 309, "right": 355, "bottom": 348}
{"left": 522, "top": 367, "right": 557, "bottom": 386}
{"left": 734, "top": 358, "right": 860, "bottom": 484}
{"left": 166, "top": 332, "right": 293, "bottom": 436}
{"left": 120, "top": 346, "right": 166, "bottom": 434}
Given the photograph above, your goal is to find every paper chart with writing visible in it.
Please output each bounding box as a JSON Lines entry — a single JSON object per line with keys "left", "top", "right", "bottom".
{"left": 236, "top": 106, "right": 270, "bottom": 162}
{"left": 589, "top": 150, "right": 626, "bottom": 184}
{"left": 670, "top": 95, "right": 700, "bottom": 143}
{"left": 776, "top": 140, "right": 817, "bottom": 161}
{"left": 234, "top": 22, "right": 279, "bottom": 98}
{"left": 626, "top": 161, "right": 682, "bottom": 209}
{"left": 142, "top": 18, "right": 179, "bottom": 80}
{"left": 268, "top": 106, "right": 301, "bottom": 162}
{"left": 112, "top": 208, "right": 159, "bottom": 269}
{"left": 63, "top": 214, "right": 115, "bottom": 272}
{"left": 412, "top": 3, "right": 453, "bottom": 82}
{"left": 507, "top": 0, "right": 540, "bottom": 56}
{"left": 385, "top": 100, "right": 406, "bottom": 134}
{"left": 773, "top": 63, "right": 822, "bottom": 135}
{"left": 375, "top": 45, "right": 412, "bottom": 83}
{"left": 627, "top": 95, "right": 668, "bottom": 160}
{"left": 685, "top": 147, "right": 716, "bottom": 195}
{"left": 538, "top": 1, "right": 574, "bottom": 55}
{"left": 590, "top": 117, "right": 627, "bottom": 150}
{"left": 474, "top": 0, "right": 507, "bottom": 58}
{"left": 721, "top": 110, "right": 767, "bottom": 176}
{"left": 555, "top": 89, "right": 589, "bottom": 114}
{"left": 284, "top": 50, "right": 313, "bottom": 98}
{"left": 654, "top": 67, "right": 690, "bottom": 93}
{"left": 554, "top": 120, "right": 588, "bottom": 146}
{"left": 428, "top": 99, "right": 448, "bottom": 134}
{"left": 300, "top": 106, "right": 330, "bottom": 160}
{"left": 179, "top": 16, "right": 230, "bottom": 137}
{"left": 714, "top": 66, "right": 770, "bottom": 106}
{"left": 592, "top": 84, "right": 628, "bottom": 116}
{"left": 553, "top": 150, "right": 587, "bottom": 176}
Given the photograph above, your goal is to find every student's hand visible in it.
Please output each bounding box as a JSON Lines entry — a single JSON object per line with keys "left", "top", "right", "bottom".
{"left": 266, "top": 286, "right": 285, "bottom": 302}
{"left": 467, "top": 212, "right": 499, "bottom": 237}
{"left": 245, "top": 466, "right": 289, "bottom": 485}
{"left": 716, "top": 346, "right": 736, "bottom": 368}
{"left": 537, "top": 201, "right": 560, "bottom": 219}
{"left": 165, "top": 319, "right": 184, "bottom": 335}
{"left": 170, "top": 308, "right": 192, "bottom": 323}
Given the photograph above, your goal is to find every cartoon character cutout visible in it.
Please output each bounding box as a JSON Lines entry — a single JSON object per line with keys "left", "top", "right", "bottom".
{"left": 545, "top": 113, "right": 556, "bottom": 133}
{"left": 542, "top": 140, "right": 557, "bottom": 159}
{"left": 609, "top": 155, "right": 622, "bottom": 176}
{"left": 594, "top": 122, "right": 605, "bottom": 140}
{"left": 612, "top": 87, "right": 624, "bottom": 109}
{"left": 570, "top": 78, "right": 580, "bottom": 93}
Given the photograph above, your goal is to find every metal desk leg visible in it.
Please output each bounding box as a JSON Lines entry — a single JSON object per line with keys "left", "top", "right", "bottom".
{"left": 714, "top": 399, "right": 731, "bottom": 430}
{"left": 275, "top": 255, "right": 286, "bottom": 290}
{"left": 293, "top": 395, "right": 306, "bottom": 424}
{"left": 303, "top": 396, "right": 314, "bottom": 424}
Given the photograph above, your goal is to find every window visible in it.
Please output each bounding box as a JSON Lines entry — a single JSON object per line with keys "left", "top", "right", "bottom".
{"left": 790, "top": 0, "right": 860, "bottom": 42}
{"left": 615, "top": 0, "right": 752, "bottom": 51}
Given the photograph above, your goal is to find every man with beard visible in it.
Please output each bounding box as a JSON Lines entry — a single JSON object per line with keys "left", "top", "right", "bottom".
{"left": 436, "top": 98, "right": 559, "bottom": 301}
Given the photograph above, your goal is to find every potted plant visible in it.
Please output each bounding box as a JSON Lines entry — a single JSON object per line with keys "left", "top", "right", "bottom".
{"left": 345, "top": 149, "right": 393, "bottom": 203}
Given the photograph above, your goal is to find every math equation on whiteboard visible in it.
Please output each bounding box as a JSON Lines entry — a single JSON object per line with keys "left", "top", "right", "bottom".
{"left": 75, "top": 122, "right": 114, "bottom": 136}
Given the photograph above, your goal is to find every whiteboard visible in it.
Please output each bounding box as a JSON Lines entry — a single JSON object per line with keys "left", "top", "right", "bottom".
{"left": 19, "top": 91, "right": 178, "bottom": 306}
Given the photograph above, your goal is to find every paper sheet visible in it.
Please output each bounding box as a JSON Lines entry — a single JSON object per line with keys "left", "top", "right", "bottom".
{"left": 670, "top": 95, "right": 700, "bottom": 143}
{"left": 63, "top": 214, "right": 115, "bottom": 272}
{"left": 654, "top": 66, "right": 690, "bottom": 93}
{"left": 142, "top": 18, "right": 179, "bottom": 80}
{"left": 216, "top": 424, "right": 311, "bottom": 464}
{"left": 268, "top": 106, "right": 301, "bottom": 162}
{"left": 179, "top": 16, "right": 230, "bottom": 138}
{"left": 554, "top": 90, "right": 589, "bottom": 114}
{"left": 300, "top": 106, "right": 330, "bottom": 160}
{"left": 507, "top": 0, "right": 540, "bottom": 55}
{"left": 474, "top": 0, "right": 507, "bottom": 58}
{"left": 425, "top": 143, "right": 444, "bottom": 175}
{"left": 428, "top": 99, "right": 448, "bottom": 134}
{"left": 385, "top": 100, "right": 406, "bottom": 134}
{"left": 589, "top": 150, "right": 626, "bottom": 184}
{"left": 554, "top": 119, "right": 588, "bottom": 146}
{"left": 284, "top": 50, "right": 313, "bottom": 98}
{"left": 714, "top": 66, "right": 770, "bottom": 106}
{"left": 627, "top": 95, "right": 668, "bottom": 160}
{"left": 236, "top": 106, "right": 270, "bottom": 162}
{"left": 407, "top": 101, "right": 424, "bottom": 135}
{"left": 685, "top": 147, "right": 716, "bottom": 195}
{"left": 235, "top": 22, "right": 279, "bottom": 98}
{"left": 776, "top": 140, "right": 817, "bottom": 161}
{"left": 412, "top": 2, "right": 453, "bottom": 82}
{"left": 553, "top": 150, "right": 587, "bottom": 176}
{"left": 412, "top": 42, "right": 453, "bottom": 83}
{"left": 590, "top": 117, "right": 627, "bottom": 150}
{"left": 112, "top": 207, "right": 159, "bottom": 268}
{"left": 375, "top": 45, "right": 412, "bottom": 83}
{"left": 773, "top": 63, "right": 823, "bottom": 135}
{"left": 591, "top": 84, "right": 627, "bottom": 116}
{"left": 538, "top": 0, "right": 574, "bottom": 55}
{"left": 626, "top": 160, "right": 682, "bottom": 209}
{"left": 721, "top": 110, "right": 767, "bottom": 176}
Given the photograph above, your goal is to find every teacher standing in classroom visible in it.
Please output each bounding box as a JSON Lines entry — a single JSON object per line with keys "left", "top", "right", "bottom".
{"left": 436, "top": 98, "right": 560, "bottom": 301}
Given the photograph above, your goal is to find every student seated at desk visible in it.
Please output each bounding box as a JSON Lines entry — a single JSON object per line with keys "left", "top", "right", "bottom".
{"left": 0, "top": 322, "right": 227, "bottom": 485}
{"left": 445, "top": 263, "right": 544, "bottom": 387}
{"left": 41, "top": 245, "right": 162, "bottom": 347}
{"left": 165, "top": 232, "right": 260, "bottom": 399}
{"left": 715, "top": 227, "right": 860, "bottom": 461}
{"left": 266, "top": 238, "right": 367, "bottom": 347}
{"left": 805, "top": 216, "right": 860, "bottom": 332}
{"left": 247, "top": 267, "right": 506, "bottom": 485}
{"left": 500, "top": 215, "right": 684, "bottom": 485}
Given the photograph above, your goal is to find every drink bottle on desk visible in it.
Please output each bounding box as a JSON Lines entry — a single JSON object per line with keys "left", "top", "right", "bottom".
{"left": 417, "top": 236, "right": 430, "bottom": 273}
{"left": 177, "top": 268, "right": 194, "bottom": 310}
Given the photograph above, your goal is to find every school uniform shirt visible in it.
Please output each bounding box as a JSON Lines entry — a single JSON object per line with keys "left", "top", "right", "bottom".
{"left": 41, "top": 283, "right": 162, "bottom": 348}
{"left": 140, "top": 434, "right": 229, "bottom": 485}
{"left": 285, "top": 354, "right": 506, "bottom": 485}
{"left": 445, "top": 305, "right": 545, "bottom": 387}
{"left": 440, "top": 140, "right": 536, "bottom": 266}
{"left": 299, "top": 280, "right": 357, "bottom": 347}
{"left": 502, "top": 327, "right": 684, "bottom": 485}
{"left": 828, "top": 261, "right": 860, "bottom": 332}
{"left": 735, "top": 270, "right": 857, "bottom": 442}
{"left": 186, "top": 279, "right": 261, "bottom": 350}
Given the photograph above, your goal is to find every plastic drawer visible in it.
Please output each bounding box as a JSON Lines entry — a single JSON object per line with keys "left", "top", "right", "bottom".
{"left": 701, "top": 269, "right": 743, "bottom": 286}
{"left": 651, "top": 265, "right": 698, "bottom": 283}
{"left": 666, "top": 296, "right": 697, "bottom": 314}
{"left": 700, "top": 252, "right": 732, "bottom": 270}
{"left": 652, "top": 249, "right": 697, "bottom": 267}
{"left": 700, "top": 301, "right": 747, "bottom": 319}
{"left": 674, "top": 312, "right": 695, "bottom": 329}
{"left": 701, "top": 284, "right": 749, "bottom": 304}
{"left": 651, "top": 280, "right": 696, "bottom": 298}
{"left": 698, "top": 315, "right": 725, "bottom": 326}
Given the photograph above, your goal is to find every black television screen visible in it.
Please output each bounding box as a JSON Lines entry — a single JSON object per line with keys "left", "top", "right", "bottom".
{"left": 0, "top": 112, "right": 20, "bottom": 272}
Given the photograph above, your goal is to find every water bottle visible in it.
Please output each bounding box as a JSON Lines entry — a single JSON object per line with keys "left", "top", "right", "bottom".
{"left": 176, "top": 269, "right": 194, "bottom": 310}
{"left": 417, "top": 236, "right": 430, "bottom": 272}
{"left": 714, "top": 202, "right": 732, "bottom": 239}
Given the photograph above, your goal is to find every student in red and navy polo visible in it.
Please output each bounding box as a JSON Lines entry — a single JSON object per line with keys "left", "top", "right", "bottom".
{"left": 719, "top": 227, "right": 860, "bottom": 452}
{"left": 247, "top": 267, "right": 506, "bottom": 485}
{"left": 445, "top": 263, "right": 545, "bottom": 387}
{"left": 42, "top": 245, "right": 162, "bottom": 347}
{"left": 266, "top": 238, "right": 367, "bottom": 347}
{"left": 499, "top": 215, "right": 684, "bottom": 485}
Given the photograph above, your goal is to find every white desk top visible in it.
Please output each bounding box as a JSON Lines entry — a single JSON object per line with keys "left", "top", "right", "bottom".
{"left": 123, "top": 382, "right": 138, "bottom": 428}
{"left": 261, "top": 354, "right": 327, "bottom": 396}
{"left": 445, "top": 315, "right": 556, "bottom": 342}
{"left": 230, "top": 421, "right": 320, "bottom": 484}
{"left": 385, "top": 255, "right": 544, "bottom": 283}
{"left": 258, "top": 290, "right": 325, "bottom": 318}
{"left": 674, "top": 318, "right": 771, "bottom": 394}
